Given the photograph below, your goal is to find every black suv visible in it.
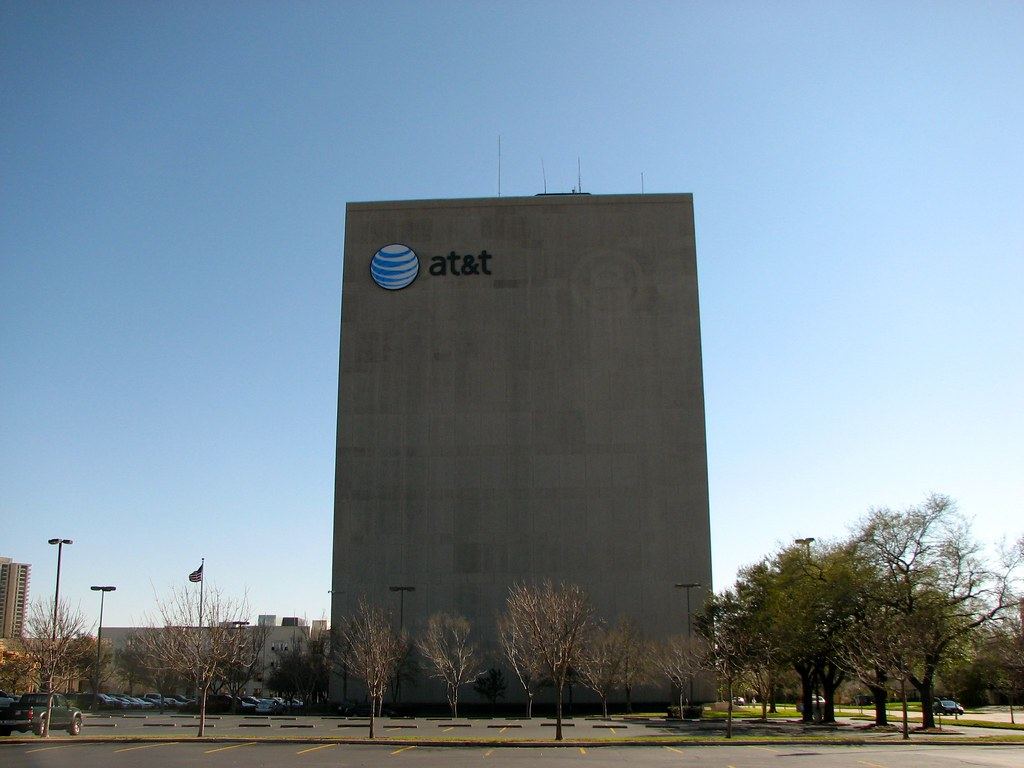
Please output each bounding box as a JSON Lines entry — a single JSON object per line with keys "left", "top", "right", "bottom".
{"left": 933, "top": 699, "right": 964, "bottom": 715}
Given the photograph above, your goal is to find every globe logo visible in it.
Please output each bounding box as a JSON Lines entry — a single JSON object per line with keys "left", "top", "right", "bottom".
{"left": 370, "top": 244, "right": 420, "bottom": 290}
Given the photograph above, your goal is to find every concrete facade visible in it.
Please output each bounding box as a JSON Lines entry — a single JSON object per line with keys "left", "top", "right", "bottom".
{"left": 331, "top": 194, "right": 712, "bottom": 701}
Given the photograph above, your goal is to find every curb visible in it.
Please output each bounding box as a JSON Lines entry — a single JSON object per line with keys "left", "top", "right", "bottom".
{"left": 3, "top": 736, "right": 1023, "bottom": 748}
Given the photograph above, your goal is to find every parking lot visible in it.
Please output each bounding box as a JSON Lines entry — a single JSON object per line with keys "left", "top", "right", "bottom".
{"left": 2, "top": 742, "right": 1024, "bottom": 768}
{"left": 3, "top": 711, "right": 1019, "bottom": 742}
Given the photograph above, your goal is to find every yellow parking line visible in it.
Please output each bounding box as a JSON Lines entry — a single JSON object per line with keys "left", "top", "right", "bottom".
{"left": 859, "top": 762, "right": 889, "bottom": 768}
{"left": 499, "top": 726, "right": 509, "bottom": 734}
{"left": 204, "top": 742, "right": 256, "bottom": 754}
{"left": 484, "top": 748, "right": 495, "bottom": 757}
{"left": 609, "top": 727, "right": 616, "bottom": 734}
{"left": 664, "top": 746, "right": 685, "bottom": 754}
{"left": 443, "top": 726, "right": 454, "bottom": 732}
{"left": 391, "top": 745, "right": 417, "bottom": 755}
{"left": 579, "top": 747, "right": 587, "bottom": 755}
{"left": 25, "top": 745, "right": 73, "bottom": 754}
{"left": 113, "top": 742, "right": 177, "bottom": 753}
{"left": 297, "top": 744, "right": 337, "bottom": 755}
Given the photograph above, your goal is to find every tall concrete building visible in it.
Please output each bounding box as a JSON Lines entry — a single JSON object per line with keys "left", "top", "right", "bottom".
{"left": 0, "top": 557, "right": 31, "bottom": 639}
{"left": 331, "top": 194, "right": 711, "bottom": 701}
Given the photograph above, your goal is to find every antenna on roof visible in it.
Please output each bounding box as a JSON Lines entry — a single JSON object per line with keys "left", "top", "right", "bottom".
{"left": 497, "top": 135, "right": 501, "bottom": 197}
{"left": 577, "top": 156, "right": 582, "bottom": 193}
{"left": 541, "top": 158, "right": 547, "bottom": 194}
{"left": 641, "top": 171, "right": 645, "bottom": 195}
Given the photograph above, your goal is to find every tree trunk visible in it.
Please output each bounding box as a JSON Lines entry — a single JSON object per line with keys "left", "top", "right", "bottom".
{"left": 726, "top": 679, "right": 733, "bottom": 739}
{"left": 761, "top": 698, "right": 768, "bottom": 721}
{"left": 42, "top": 681, "right": 54, "bottom": 738}
{"left": 869, "top": 684, "right": 888, "bottom": 726}
{"left": 368, "top": 695, "right": 376, "bottom": 739}
{"left": 818, "top": 663, "right": 843, "bottom": 724}
{"left": 910, "top": 671, "right": 936, "bottom": 729}
{"left": 625, "top": 684, "right": 632, "bottom": 713}
{"left": 198, "top": 683, "right": 208, "bottom": 737}
{"left": 900, "top": 678, "right": 909, "bottom": 740}
{"left": 555, "top": 682, "right": 563, "bottom": 741}
{"left": 769, "top": 680, "right": 777, "bottom": 714}
{"left": 527, "top": 691, "right": 533, "bottom": 719}
{"left": 450, "top": 686, "right": 458, "bottom": 719}
{"left": 601, "top": 695, "right": 608, "bottom": 719}
{"left": 797, "top": 666, "right": 814, "bottom": 723}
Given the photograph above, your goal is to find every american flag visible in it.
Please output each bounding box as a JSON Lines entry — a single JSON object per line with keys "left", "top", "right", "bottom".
{"left": 188, "top": 564, "right": 203, "bottom": 583}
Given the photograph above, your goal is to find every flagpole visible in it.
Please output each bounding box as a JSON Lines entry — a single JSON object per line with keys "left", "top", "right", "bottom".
{"left": 198, "top": 557, "right": 205, "bottom": 629}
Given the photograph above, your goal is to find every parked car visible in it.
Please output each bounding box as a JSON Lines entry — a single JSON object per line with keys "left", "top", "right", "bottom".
{"left": 795, "top": 695, "right": 825, "bottom": 712}
{"left": 933, "top": 699, "right": 964, "bottom": 715}
{"left": 256, "top": 698, "right": 282, "bottom": 714}
{"left": 239, "top": 696, "right": 259, "bottom": 712}
{"left": 143, "top": 693, "right": 167, "bottom": 708}
{"left": 0, "top": 693, "right": 83, "bottom": 736}
{"left": 0, "top": 691, "right": 15, "bottom": 710}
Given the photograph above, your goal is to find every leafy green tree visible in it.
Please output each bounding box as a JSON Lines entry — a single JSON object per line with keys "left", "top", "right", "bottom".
{"left": 854, "top": 494, "right": 1018, "bottom": 729}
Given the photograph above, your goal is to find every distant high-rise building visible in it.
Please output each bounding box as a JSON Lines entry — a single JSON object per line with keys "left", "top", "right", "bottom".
{"left": 0, "top": 557, "right": 31, "bottom": 639}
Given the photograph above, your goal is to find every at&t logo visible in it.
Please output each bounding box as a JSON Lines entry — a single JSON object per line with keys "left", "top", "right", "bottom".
{"left": 370, "top": 244, "right": 420, "bottom": 290}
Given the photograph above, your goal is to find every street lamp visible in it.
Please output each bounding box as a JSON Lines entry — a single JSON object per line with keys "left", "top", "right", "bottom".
{"left": 89, "top": 586, "right": 116, "bottom": 706}
{"left": 675, "top": 582, "right": 702, "bottom": 706}
{"left": 388, "top": 586, "right": 415, "bottom": 705}
{"left": 794, "top": 537, "right": 817, "bottom": 721}
{"left": 388, "top": 586, "right": 415, "bottom": 631}
{"left": 44, "top": 538, "right": 72, "bottom": 737}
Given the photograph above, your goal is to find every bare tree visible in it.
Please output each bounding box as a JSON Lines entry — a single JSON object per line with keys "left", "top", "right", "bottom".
{"left": 473, "top": 667, "right": 507, "bottom": 713}
{"left": 219, "top": 624, "right": 270, "bottom": 710}
{"left": 265, "top": 630, "right": 330, "bottom": 706}
{"left": 339, "top": 598, "right": 405, "bottom": 738}
{"left": 417, "top": 613, "right": 478, "bottom": 717}
{"left": 615, "top": 619, "right": 650, "bottom": 714}
{"left": 504, "top": 581, "right": 591, "bottom": 740}
{"left": 497, "top": 612, "right": 541, "bottom": 717}
{"left": 23, "top": 599, "right": 88, "bottom": 737}
{"left": 653, "top": 634, "right": 706, "bottom": 720}
{"left": 138, "top": 587, "right": 254, "bottom": 736}
{"left": 578, "top": 621, "right": 627, "bottom": 718}
{"left": 114, "top": 631, "right": 152, "bottom": 695}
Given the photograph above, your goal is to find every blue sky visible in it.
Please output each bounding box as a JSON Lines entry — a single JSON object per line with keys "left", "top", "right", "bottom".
{"left": 2, "top": 1, "right": 1022, "bottom": 629}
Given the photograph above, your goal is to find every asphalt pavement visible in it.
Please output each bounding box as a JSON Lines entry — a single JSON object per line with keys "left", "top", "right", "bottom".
{"left": 2, "top": 741, "right": 1023, "bottom": 768}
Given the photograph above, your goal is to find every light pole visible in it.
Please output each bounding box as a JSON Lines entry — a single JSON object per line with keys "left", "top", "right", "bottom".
{"left": 675, "top": 582, "right": 702, "bottom": 706}
{"left": 388, "top": 586, "right": 415, "bottom": 705}
{"left": 794, "top": 537, "right": 817, "bottom": 722}
{"left": 44, "top": 538, "right": 72, "bottom": 737}
{"left": 389, "top": 585, "right": 415, "bottom": 631}
{"left": 90, "top": 586, "right": 116, "bottom": 708}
